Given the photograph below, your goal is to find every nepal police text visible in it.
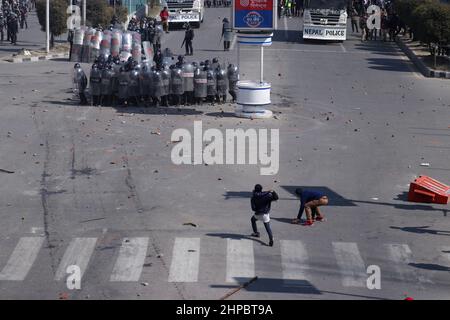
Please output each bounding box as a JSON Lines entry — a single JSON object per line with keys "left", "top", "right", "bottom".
{"left": 304, "top": 29, "right": 345, "bottom": 37}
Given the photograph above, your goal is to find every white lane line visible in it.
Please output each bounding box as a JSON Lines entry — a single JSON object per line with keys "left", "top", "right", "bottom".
{"left": 0, "top": 237, "right": 45, "bottom": 281}
{"left": 240, "top": 48, "right": 366, "bottom": 54}
{"left": 387, "top": 244, "right": 432, "bottom": 285}
{"left": 398, "top": 53, "right": 423, "bottom": 79}
{"left": 230, "top": 34, "right": 237, "bottom": 50}
{"left": 55, "top": 238, "right": 97, "bottom": 281}
{"left": 283, "top": 17, "right": 288, "bottom": 40}
{"left": 332, "top": 242, "right": 366, "bottom": 287}
{"left": 281, "top": 240, "right": 310, "bottom": 282}
{"left": 226, "top": 239, "right": 255, "bottom": 283}
{"left": 340, "top": 43, "right": 347, "bottom": 53}
{"left": 168, "top": 237, "right": 201, "bottom": 283}
{"left": 110, "top": 237, "right": 149, "bottom": 282}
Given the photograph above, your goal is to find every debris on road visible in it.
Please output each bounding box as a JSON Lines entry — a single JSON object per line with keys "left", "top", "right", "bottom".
{"left": 0, "top": 169, "right": 15, "bottom": 174}
{"left": 183, "top": 222, "right": 198, "bottom": 227}
{"left": 220, "top": 276, "right": 258, "bottom": 300}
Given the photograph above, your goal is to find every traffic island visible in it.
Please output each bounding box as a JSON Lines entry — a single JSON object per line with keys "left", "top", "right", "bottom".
{"left": 396, "top": 36, "right": 450, "bottom": 79}
{"left": 2, "top": 44, "right": 70, "bottom": 64}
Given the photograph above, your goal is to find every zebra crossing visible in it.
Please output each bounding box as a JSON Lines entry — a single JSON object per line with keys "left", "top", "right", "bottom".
{"left": 0, "top": 235, "right": 448, "bottom": 290}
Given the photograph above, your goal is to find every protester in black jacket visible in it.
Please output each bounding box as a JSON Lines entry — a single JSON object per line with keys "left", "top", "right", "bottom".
{"left": 250, "top": 184, "right": 278, "bottom": 247}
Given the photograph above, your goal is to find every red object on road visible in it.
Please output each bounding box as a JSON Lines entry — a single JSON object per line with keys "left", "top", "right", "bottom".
{"left": 408, "top": 176, "right": 450, "bottom": 204}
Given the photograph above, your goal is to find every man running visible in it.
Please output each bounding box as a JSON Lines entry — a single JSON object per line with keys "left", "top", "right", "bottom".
{"left": 250, "top": 184, "right": 278, "bottom": 247}
{"left": 292, "top": 188, "right": 328, "bottom": 226}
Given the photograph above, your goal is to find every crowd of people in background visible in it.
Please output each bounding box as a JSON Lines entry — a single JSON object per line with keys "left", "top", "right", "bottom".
{"left": 278, "top": 0, "right": 305, "bottom": 18}
{"left": 350, "top": 0, "right": 404, "bottom": 42}
{"left": 0, "top": 0, "right": 30, "bottom": 44}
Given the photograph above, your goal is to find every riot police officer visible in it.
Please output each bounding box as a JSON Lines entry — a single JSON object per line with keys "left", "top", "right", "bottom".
{"left": 73, "top": 63, "right": 88, "bottom": 105}
{"left": 216, "top": 64, "right": 228, "bottom": 104}
{"left": 193, "top": 62, "right": 207, "bottom": 105}
{"left": 89, "top": 64, "right": 102, "bottom": 106}
{"left": 117, "top": 67, "right": 130, "bottom": 106}
{"left": 181, "top": 57, "right": 195, "bottom": 105}
{"left": 160, "top": 62, "right": 171, "bottom": 107}
{"left": 101, "top": 65, "right": 115, "bottom": 106}
{"left": 128, "top": 65, "right": 141, "bottom": 106}
{"left": 206, "top": 61, "right": 217, "bottom": 104}
{"left": 170, "top": 64, "right": 184, "bottom": 106}
{"left": 141, "top": 63, "right": 153, "bottom": 106}
{"left": 151, "top": 66, "right": 164, "bottom": 107}
{"left": 227, "top": 64, "right": 239, "bottom": 103}
{"left": 0, "top": 11, "right": 5, "bottom": 42}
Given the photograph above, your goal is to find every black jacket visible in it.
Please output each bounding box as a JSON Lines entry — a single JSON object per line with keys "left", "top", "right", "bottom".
{"left": 251, "top": 191, "right": 279, "bottom": 214}
{"left": 184, "top": 28, "right": 194, "bottom": 41}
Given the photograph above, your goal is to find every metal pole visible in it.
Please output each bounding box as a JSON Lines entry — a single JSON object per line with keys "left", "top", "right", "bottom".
{"left": 260, "top": 45, "right": 263, "bottom": 83}
{"left": 237, "top": 40, "right": 240, "bottom": 77}
{"left": 45, "top": 0, "right": 49, "bottom": 53}
{"left": 83, "top": 0, "right": 86, "bottom": 27}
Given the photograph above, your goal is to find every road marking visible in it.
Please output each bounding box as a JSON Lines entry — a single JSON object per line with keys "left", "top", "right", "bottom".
{"left": 168, "top": 237, "right": 201, "bottom": 282}
{"left": 226, "top": 239, "right": 254, "bottom": 283}
{"left": 0, "top": 237, "right": 44, "bottom": 281}
{"left": 340, "top": 43, "right": 347, "bottom": 53}
{"left": 55, "top": 238, "right": 97, "bottom": 281}
{"left": 230, "top": 34, "right": 237, "bottom": 50}
{"left": 283, "top": 17, "right": 288, "bottom": 40}
{"left": 281, "top": 240, "right": 310, "bottom": 281}
{"left": 387, "top": 244, "right": 432, "bottom": 285}
{"left": 110, "top": 237, "right": 149, "bottom": 282}
{"left": 397, "top": 50, "right": 423, "bottom": 79}
{"left": 240, "top": 48, "right": 366, "bottom": 54}
{"left": 332, "top": 242, "right": 366, "bottom": 287}
{"left": 387, "top": 244, "right": 412, "bottom": 281}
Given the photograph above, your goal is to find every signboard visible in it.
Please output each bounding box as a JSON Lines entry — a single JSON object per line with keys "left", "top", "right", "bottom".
{"left": 233, "top": 0, "right": 277, "bottom": 31}
{"left": 303, "top": 26, "right": 346, "bottom": 40}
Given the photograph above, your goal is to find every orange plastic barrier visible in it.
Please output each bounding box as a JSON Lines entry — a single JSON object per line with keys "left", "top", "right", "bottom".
{"left": 408, "top": 176, "right": 450, "bottom": 204}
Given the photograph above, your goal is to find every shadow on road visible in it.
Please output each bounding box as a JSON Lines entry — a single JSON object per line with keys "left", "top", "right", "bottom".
{"left": 206, "top": 232, "right": 267, "bottom": 246}
{"left": 367, "top": 57, "right": 413, "bottom": 72}
{"left": 205, "top": 111, "right": 237, "bottom": 118}
{"left": 353, "top": 42, "right": 400, "bottom": 56}
{"left": 211, "top": 277, "right": 322, "bottom": 295}
{"left": 112, "top": 106, "right": 203, "bottom": 116}
{"left": 390, "top": 226, "right": 450, "bottom": 236}
{"left": 408, "top": 263, "right": 450, "bottom": 272}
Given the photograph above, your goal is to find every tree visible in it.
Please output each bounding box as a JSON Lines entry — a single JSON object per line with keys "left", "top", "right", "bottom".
{"left": 36, "top": 0, "right": 68, "bottom": 48}
{"left": 86, "top": 0, "right": 128, "bottom": 28}
{"left": 413, "top": 1, "right": 450, "bottom": 61}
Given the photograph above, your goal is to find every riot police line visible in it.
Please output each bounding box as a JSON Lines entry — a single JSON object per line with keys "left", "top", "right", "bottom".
{"left": 72, "top": 51, "right": 239, "bottom": 108}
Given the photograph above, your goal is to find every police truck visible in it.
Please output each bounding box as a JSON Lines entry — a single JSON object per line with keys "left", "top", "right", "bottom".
{"left": 302, "top": 0, "right": 349, "bottom": 41}
{"left": 165, "top": 0, "right": 205, "bottom": 28}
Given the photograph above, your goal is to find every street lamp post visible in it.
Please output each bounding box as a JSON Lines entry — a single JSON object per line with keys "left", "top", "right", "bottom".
{"left": 83, "top": 0, "right": 86, "bottom": 27}
{"left": 46, "top": 0, "right": 49, "bottom": 53}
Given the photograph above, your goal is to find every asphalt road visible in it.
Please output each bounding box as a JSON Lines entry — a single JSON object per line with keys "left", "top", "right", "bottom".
{"left": 0, "top": 8, "right": 449, "bottom": 300}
